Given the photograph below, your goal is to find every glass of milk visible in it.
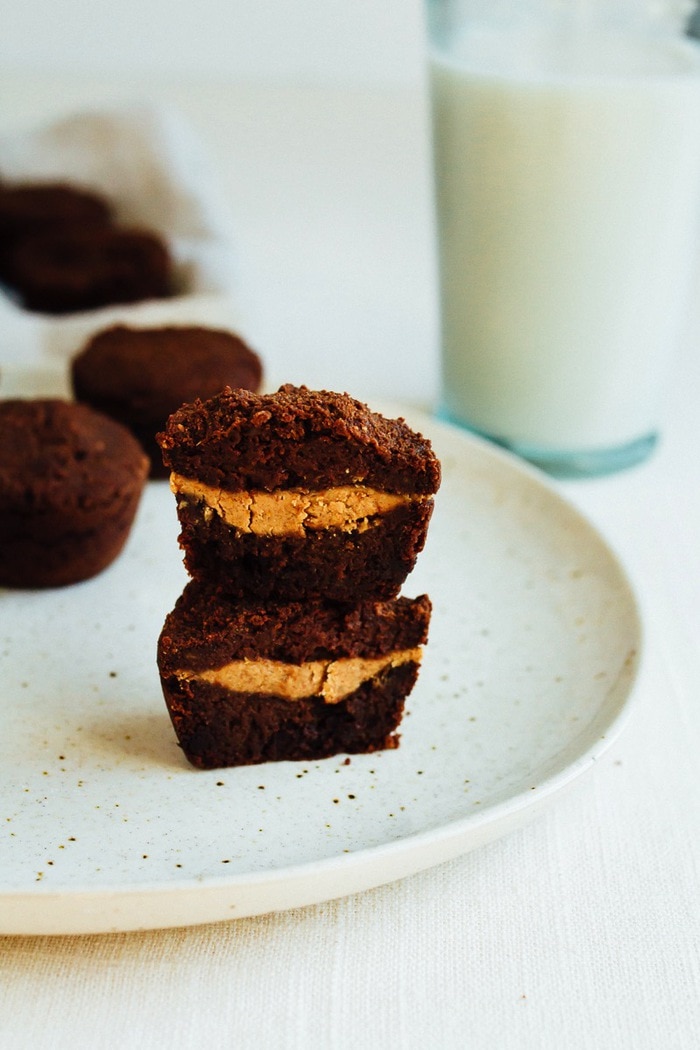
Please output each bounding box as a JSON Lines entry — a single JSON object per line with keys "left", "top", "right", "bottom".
{"left": 426, "top": 0, "right": 700, "bottom": 475}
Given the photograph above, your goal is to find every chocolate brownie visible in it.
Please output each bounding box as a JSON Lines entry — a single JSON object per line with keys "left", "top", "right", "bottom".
{"left": 158, "top": 385, "right": 441, "bottom": 601}
{"left": 0, "top": 398, "right": 148, "bottom": 588}
{"left": 72, "top": 325, "right": 263, "bottom": 478}
{"left": 158, "top": 581, "right": 432, "bottom": 768}
{"left": 0, "top": 182, "right": 113, "bottom": 285}
{"left": 10, "top": 225, "right": 174, "bottom": 314}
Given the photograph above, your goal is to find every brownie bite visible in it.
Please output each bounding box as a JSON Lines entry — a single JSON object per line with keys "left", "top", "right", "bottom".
{"left": 158, "top": 581, "right": 432, "bottom": 768}
{"left": 10, "top": 225, "right": 174, "bottom": 314}
{"left": 157, "top": 385, "right": 441, "bottom": 602}
{"left": 0, "top": 181, "right": 113, "bottom": 286}
{"left": 72, "top": 325, "right": 263, "bottom": 478}
{"left": 0, "top": 398, "right": 148, "bottom": 588}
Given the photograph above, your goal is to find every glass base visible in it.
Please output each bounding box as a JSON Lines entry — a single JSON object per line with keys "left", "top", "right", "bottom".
{"left": 437, "top": 410, "right": 658, "bottom": 479}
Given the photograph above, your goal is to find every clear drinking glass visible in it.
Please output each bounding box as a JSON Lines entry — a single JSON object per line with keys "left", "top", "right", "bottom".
{"left": 426, "top": 0, "right": 700, "bottom": 476}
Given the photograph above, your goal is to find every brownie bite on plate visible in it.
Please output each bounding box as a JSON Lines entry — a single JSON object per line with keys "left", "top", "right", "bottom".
{"left": 0, "top": 398, "right": 148, "bottom": 588}
{"left": 157, "top": 581, "right": 432, "bottom": 768}
{"left": 157, "top": 384, "right": 441, "bottom": 602}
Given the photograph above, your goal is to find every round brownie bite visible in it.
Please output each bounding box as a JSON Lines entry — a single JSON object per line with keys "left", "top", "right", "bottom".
{"left": 158, "top": 385, "right": 441, "bottom": 602}
{"left": 0, "top": 399, "right": 149, "bottom": 588}
{"left": 10, "top": 226, "right": 174, "bottom": 314}
{"left": 72, "top": 325, "right": 264, "bottom": 478}
{"left": 0, "top": 181, "right": 113, "bottom": 286}
{"left": 158, "top": 582, "right": 432, "bottom": 768}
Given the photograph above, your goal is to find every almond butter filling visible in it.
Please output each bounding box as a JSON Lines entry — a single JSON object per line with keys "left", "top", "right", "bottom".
{"left": 176, "top": 647, "right": 422, "bottom": 704}
{"left": 170, "top": 473, "right": 424, "bottom": 537}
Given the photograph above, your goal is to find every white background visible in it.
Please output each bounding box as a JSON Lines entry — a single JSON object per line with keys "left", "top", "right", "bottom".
{"left": 0, "top": 0, "right": 426, "bottom": 86}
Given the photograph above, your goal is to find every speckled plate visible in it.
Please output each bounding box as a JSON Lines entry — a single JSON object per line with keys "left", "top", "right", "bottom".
{"left": 0, "top": 406, "right": 642, "bottom": 935}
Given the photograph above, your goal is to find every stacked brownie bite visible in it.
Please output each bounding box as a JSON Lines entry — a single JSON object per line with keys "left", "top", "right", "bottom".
{"left": 156, "top": 384, "right": 440, "bottom": 769}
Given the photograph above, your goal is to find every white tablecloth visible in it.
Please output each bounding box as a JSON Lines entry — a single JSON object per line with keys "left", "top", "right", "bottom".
{"left": 0, "top": 74, "right": 698, "bottom": 1050}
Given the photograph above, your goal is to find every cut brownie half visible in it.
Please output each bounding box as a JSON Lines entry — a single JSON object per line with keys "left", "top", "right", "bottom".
{"left": 157, "top": 385, "right": 441, "bottom": 601}
{"left": 157, "top": 581, "right": 432, "bottom": 769}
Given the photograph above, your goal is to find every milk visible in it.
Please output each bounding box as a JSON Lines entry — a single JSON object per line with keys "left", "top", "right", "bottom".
{"left": 429, "top": 23, "right": 700, "bottom": 460}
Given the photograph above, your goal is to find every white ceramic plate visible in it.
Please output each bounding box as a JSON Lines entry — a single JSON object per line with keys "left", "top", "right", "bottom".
{"left": 0, "top": 407, "right": 642, "bottom": 935}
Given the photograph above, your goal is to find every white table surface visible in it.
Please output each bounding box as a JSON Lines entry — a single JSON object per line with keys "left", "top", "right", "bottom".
{"left": 1, "top": 73, "right": 699, "bottom": 1050}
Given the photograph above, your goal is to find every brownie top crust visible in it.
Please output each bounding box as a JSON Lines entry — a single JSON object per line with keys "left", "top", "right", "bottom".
{"left": 157, "top": 384, "right": 441, "bottom": 495}
{"left": 0, "top": 398, "right": 148, "bottom": 511}
{"left": 158, "top": 581, "right": 432, "bottom": 672}
{"left": 12, "top": 225, "right": 170, "bottom": 278}
{"left": 0, "top": 182, "right": 113, "bottom": 241}
{"left": 72, "top": 324, "right": 263, "bottom": 420}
